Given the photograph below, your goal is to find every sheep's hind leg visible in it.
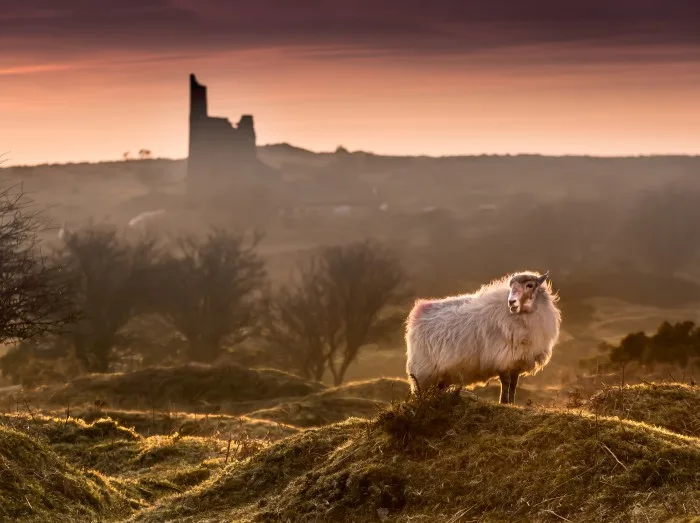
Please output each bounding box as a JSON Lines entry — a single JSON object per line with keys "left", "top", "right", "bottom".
{"left": 498, "top": 372, "right": 511, "bottom": 404}
{"left": 508, "top": 371, "right": 520, "bottom": 404}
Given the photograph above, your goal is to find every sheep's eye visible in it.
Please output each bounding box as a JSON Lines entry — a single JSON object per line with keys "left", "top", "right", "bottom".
{"left": 526, "top": 283, "right": 534, "bottom": 289}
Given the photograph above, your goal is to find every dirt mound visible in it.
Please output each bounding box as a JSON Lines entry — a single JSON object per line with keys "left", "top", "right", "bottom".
{"left": 131, "top": 387, "right": 700, "bottom": 522}
{"left": 3, "top": 363, "right": 326, "bottom": 413}
{"left": 0, "top": 422, "right": 132, "bottom": 522}
{"left": 586, "top": 382, "right": 700, "bottom": 438}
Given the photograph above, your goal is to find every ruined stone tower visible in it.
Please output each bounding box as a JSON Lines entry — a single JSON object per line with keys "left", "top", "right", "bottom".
{"left": 186, "top": 74, "right": 271, "bottom": 197}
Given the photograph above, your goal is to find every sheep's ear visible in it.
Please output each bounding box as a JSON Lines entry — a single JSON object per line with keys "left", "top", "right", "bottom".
{"left": 536, "top": 272, "right": 549, "bottom": 285}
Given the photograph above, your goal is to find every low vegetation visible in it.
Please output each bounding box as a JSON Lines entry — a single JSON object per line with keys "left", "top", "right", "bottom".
{"left": 601, "top": 320, "right": 700, "bottom": 369}
{"left": 68, "top": 407, "right": 301, "bottom": 440}
{"left": 587, "top": 382, "right": 700, "bottom": 439}
{"left": 131, "top": 386, "right": 700, "bottom": 522}
{"left": 2, "top": 375, "right": 699, "bottom": 522}
{"left": 3, "top": 169, "right": 700, "bottom": 520}
{"left": 0, "top": 363, "right": 325, "bottom": 413}
{"left": 0, "top": 421, "right": 133, "bottom": 522}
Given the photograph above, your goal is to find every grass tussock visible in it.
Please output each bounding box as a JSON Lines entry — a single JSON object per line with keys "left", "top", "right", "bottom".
{"left": 0, "top": 412, "right": 270, "bottom": 514}
{"left": 130, "top": 420, "right": 362, "bottom": 522}
{"left": 0, "top": 412, "right": 139, "bottom": 446}
{"left": 1, "top": 363, "right": 325, "bottom": 413}
{"left": 131, "top": 386, "right": 700, "bottom": 523}
{"left": 586, "top": 382, "right": 700, "bottom": 438}
{"left": 0, "top": 423, "right": 133, "bottom": 522}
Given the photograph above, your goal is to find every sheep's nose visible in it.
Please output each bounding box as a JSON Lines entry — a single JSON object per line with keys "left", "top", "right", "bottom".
{"left": 508, "top": 299, "right": 517, "bottom": 306}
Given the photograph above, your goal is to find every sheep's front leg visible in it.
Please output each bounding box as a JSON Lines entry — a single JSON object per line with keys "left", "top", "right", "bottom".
{"left": 498, "top": 372, "right": 511, "bottom": 404}
{"left": 508, "top": 370, "right": 520, "bottom": 404}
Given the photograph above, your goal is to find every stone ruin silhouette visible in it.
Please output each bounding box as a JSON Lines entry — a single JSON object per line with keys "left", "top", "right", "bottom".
{"left": 186, "top": 73, "right": 276, "bottom": 198}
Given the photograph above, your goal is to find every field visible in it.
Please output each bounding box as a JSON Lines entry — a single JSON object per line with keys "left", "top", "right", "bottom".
{"left": 1, "top": 365, "right": 699, "bottom": 522}
{"left": 2, "top": 149, "right": 700, "bottom": 521}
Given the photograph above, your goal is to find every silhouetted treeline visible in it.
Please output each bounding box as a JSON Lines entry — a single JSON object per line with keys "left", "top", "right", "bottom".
{"left": 0, "top": 218, "right": 407, "bottom": 385}
{"left": 4, "top": 179, "right": 700, "bottom": 386}
{"left": 580, "top": 320, "right": 700, "bottom": 374}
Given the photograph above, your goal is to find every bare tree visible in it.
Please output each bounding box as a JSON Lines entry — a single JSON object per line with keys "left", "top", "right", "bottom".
{"left": 263, "top": 257, "right": 340, "bottom": 381}
{"left": 156, "top": 229, "right": 267, "bottom": 362}
{"left": 264, "top": 240, "right": 406, "bottom": 385}
{"left": 323, "top": 240, "right": 406, "bottom": 385}
{"left": 0, "top": 185, "right": 75, "bottom": 344}
{"left": 55, "top": 226, "right": 161, "bottom": 372}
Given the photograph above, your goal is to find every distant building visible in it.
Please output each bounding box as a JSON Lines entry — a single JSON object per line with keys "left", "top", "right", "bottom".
{"left": 186, "top": 73, "right": 276, "bottom": 197}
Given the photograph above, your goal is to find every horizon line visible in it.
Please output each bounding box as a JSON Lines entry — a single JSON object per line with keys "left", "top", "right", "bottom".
{"left": 3, "top": 143, "right": 700, "bottom": 168}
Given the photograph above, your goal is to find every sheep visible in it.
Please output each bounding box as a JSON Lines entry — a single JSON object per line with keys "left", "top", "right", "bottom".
{"left": 405, "top": 271, "right": 561, "bottom": 404}
{"left": 127, "top": 209, "right": 166, "bottom": 229}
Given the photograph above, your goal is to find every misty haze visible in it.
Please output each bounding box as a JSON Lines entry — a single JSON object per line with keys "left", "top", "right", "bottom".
{"left": 1, "top": 1, "right": 700, "bottom": 522}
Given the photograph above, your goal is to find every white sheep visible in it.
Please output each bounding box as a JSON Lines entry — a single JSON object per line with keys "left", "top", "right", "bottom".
{"left": 405, "top": 271, "right": 561, "bottom": 404}
{"left": 127, "top": 209, "right": 166, "bottom": 229}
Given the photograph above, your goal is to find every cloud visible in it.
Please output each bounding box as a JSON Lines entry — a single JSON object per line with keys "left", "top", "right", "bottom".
{"left": 1, "top": 0, "right": 699, "bottom": 68}
{"left": 0, "top": 62, "right": 81, "bottom": 76}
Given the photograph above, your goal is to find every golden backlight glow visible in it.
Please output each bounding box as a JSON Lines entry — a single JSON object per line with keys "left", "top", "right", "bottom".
{"left": 1, "top": 45, "right": 699, "bottom": 165}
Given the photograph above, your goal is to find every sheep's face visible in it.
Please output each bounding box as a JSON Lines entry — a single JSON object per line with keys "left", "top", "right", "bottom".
{"left": 508, "top": 272, "right": 549, "bottom": 314}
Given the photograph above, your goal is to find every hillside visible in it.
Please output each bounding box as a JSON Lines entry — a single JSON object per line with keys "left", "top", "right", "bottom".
{"left": 0, "top": 367, "right": 412, "bottom": 439}
{"left": 2, "top": 376, "right": 700, "bottom": 522}
{"left": 0, "top": 420, "right": 133, "bottom": 522}
{"left": 2, "top": 363, "right": 326, "bottom": 414}
{"left": 131, "top": 387, "right": 700, "bottom": 522}
{"left": 587, "top": 383, "right": 700, "bottom": 438}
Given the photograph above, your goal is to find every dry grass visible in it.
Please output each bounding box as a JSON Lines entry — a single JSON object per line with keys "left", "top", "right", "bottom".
{"left": 130, "top": 386, "right": 700, "bottom": 522}
{"left": 314, "top": 377, "right": 410, "bottom": 402}
{"left": 0, "top": 363, "right": 326, "bottom": 413}
{"left": 218, "top": 378, "right": 411, "bottom": 429}
{"left": 59, "top": 406, "right": 301, "bottom": 440}
{"left": 2, "top": 375, "right": 412, "bottom": 434}
{"left": 247, "top": 396, "right": 388, "bottom": 428}
{"left": 0, "top": 422, "right": 134, "bottom": 522}
{"left": 4, "top": 372, "right": 700, "bottom": 522}
{"left": 586, "top": 382, "right": 700, "bottom": 438}
{"left": 0, "top": 412, "right": 270, "bottom": 518}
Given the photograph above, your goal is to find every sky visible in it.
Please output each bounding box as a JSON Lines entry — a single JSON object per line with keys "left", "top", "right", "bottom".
{"left": 1, "top": 0, "right": 699, "bottom": 165}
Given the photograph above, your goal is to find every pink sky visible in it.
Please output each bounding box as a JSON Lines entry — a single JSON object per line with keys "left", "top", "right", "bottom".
{"left": 2, "top": 1, "right": 699, "bottom": 165}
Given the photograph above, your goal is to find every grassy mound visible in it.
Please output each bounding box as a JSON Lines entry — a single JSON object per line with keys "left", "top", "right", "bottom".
{"left": 131, "top": 388, "right": 700, "bottom": 522}
{"left": 248, "top": 396, "right": 387, "bottom": 428}
{"left": 242, "top": 378, "right": 412, "bottom": 428}
{"left": 316, "top": 378, "right": 410, "bottom": 402}
{"left": 0, "top": 412, "right": 140, "bottom": 446}
{"left": 0, "top": 413, "right": 260, "bottom": 509}
{"left": 130, "top": 420, "right": 361, "bottom": 523}
{"left": 62, "top": 406, "right": 300, "bottom": 440}
{"left": 2, "top": 363, "right": 325, "bottom": 412}
{"left": 0, "top": 422, "right": 132, "bottom": 522}
{"left": 586, "top": 383, "right": 700, "bottom": 438}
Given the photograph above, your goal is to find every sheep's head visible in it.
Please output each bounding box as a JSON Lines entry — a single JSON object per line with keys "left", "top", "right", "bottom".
{"left": 507, "top": 271, "right": 549, "bottom": 314}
